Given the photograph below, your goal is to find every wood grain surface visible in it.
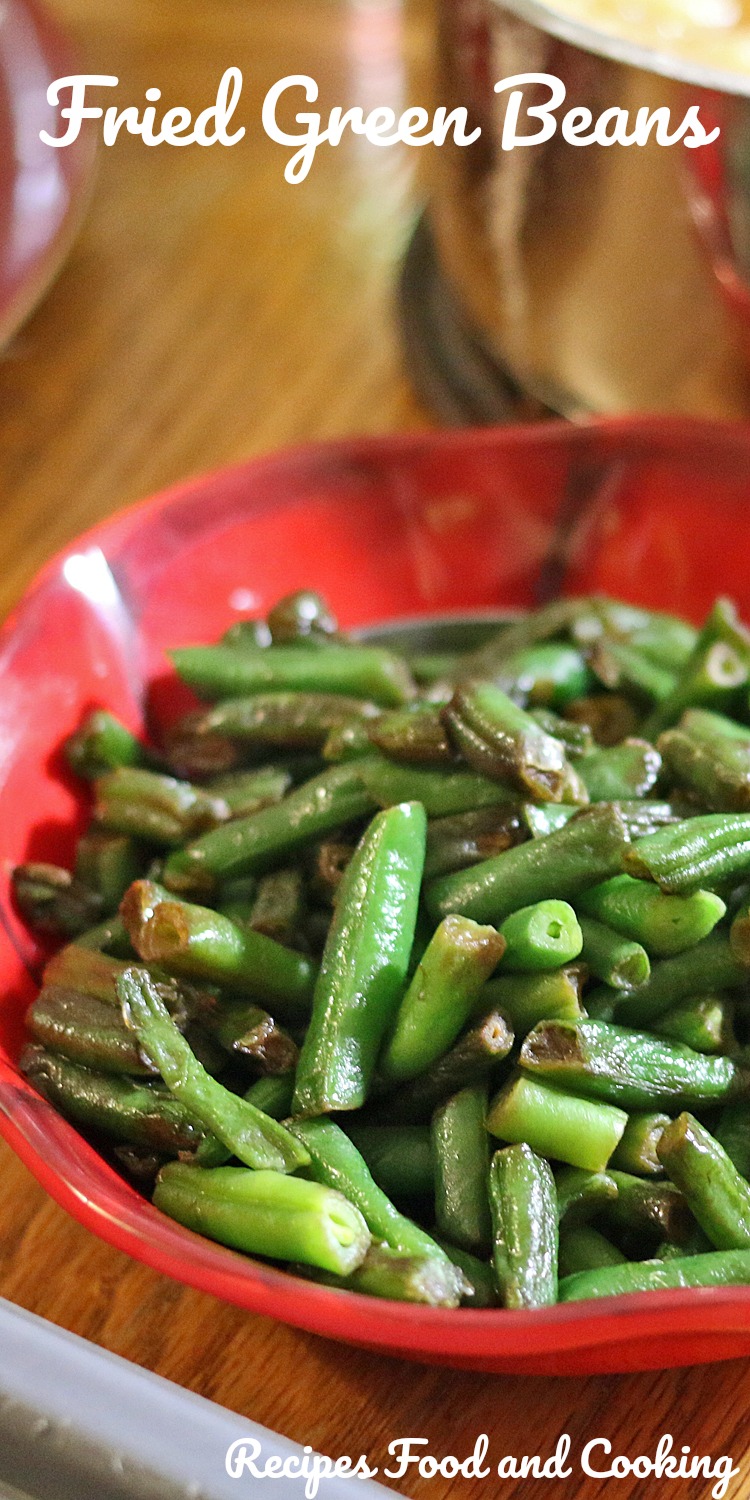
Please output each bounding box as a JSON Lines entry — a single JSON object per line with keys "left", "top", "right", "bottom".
{"left": 1, "top": 4, "right": 749, "bottom": 1498}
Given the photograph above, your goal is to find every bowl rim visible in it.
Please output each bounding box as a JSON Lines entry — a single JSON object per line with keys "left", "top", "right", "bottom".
{"left": 495, "top": 0, "right": 750, "bottom": 99}
{"left": 5, "top": 411, "right": 750, "bottom": 1364}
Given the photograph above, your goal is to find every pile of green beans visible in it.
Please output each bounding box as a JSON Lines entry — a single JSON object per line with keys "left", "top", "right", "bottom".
{"left": 18, "top": 588, "right": 750, "bottom": 1311}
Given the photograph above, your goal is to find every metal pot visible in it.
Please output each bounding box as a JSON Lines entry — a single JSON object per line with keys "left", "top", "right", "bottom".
{"left": 404, "top": 0, "right": 750, "bottom": 421}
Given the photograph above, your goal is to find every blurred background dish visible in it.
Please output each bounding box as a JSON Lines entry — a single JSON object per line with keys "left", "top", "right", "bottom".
{"left": 402, "top": 0, "right": 750, "bottom": 423}
{"left": 0, "top": 0, "right": 93, "bottom": 350}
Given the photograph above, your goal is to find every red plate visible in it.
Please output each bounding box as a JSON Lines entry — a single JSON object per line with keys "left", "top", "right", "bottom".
{"left": 2, "top": 415, "right": 750, "bottom": 1376}
{"left": 0, "top": 0, "right": 93, "bottom": 346}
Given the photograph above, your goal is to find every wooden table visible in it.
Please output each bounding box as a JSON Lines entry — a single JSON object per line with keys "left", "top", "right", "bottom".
{"left": 0, "top": 3, "right": 748, "bottom": 1497}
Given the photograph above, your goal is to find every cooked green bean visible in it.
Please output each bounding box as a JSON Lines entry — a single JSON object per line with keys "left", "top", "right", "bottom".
{"left": 266, "top": 589, "right": 339, "bottom": 645}
{"left": 528, "top": 709, "right": 593, "bottom": 757}
{"left": 559, "top": 1249, "right": 750, "bottom": 1300}
{"left": 614, "top": 934, "right": 748, "bottom": 1025}
{"left": 716, "top": 1102, "right": 750, "bottom": 1180}
{"left": 625, "top": 813, "right": 750, "bottom": 894}
{"left": 66, "top": 710, "right": 155, "bottom": 780}
{"left": 643, "top": 598, "right": 750, "bottom": 740}
{"left": 488, "top": 642, "right": 593, "bottom": 710}
{"left": 28, "top": 987, "right": 158, "bottom": 1076}
{"left": 379, "top": 915, "right": 504, "bottom": 1084}
{"left": 118, "top": 968, "right": 308, "bottom": 1172}
{"left": 659, "top": 709, "right": 750, "bottom": 812}
{"left": 369, "top": 1009, "right": 514, "bottom": 1125}
{"left": 445, "top": 681, "right": 583, "bottom": 803}
{"left": 345, "top": 1124, "right": 434, "bottom": 1200}
{"left": 162, "top": 760, "right": 377, "bottom": 896}
{"left": 433, "top": 1238, "right": 500, "bottom": 1307}
{"left": 94, "top": 769, "right": 229, "bottom": 846}
{"left": 520, "top": 1017, "right": 746, "bottom": 1110}
{"left": 205, "top": 767, "right": 292, "bottom": 818}
{"left": 657, "top": 1112, "right": 750, "bottom": 1250}
{"left": 154, "top": 1162, "right": 369, "bottom": 1276}
{"left": 588, "top": 639, "right": 677, "bottom": 705}
{"left": 578, "top": 740, "right": 661, "bottom": 802}
{"left": 293, "top": 802, "right": 426, "bottom": 1113}
{"left": 498, "top": 900, "right": 582, "bottom": 972}
{"left": 173, "top": 693, "right": 379, "bottom": 767}
{"left": 432, "top": 1084, "right": 492, "bottom": 1254}
{"left": 194, "top": 1073, "right": 296, "bottom": 1168}
{"left": 123, "top": 884, "right": 315, "bottom": 1019}
{"left": 609, "top": 1112, "right": 669, "bottom": 1176}
{"left": 12, "top": 863, "right": 103, "bottom": 939}
{"left": 248, "top": 867, "right": 305, "bottom": 948}
{"left": 489, "top": 1144, "right": 558, "bottom": 1309}
{"left": 296, "top": 1245, "right": 466, "bottom": 1307}
{"left": 577, "top": 915, "right": 650, "bottom": 989}
{"left": 577, "top": 873, "right": 726, "bottom": 957}
{"left": 359, "top": 754, "right": 517, "bottom": 817}
{"left": 74, "top": 832, "right": 144, "bottom": 911}
{"left": 464, "top": 597, "right": 593, "bottom": 676}
{"left": 555, "top": 1166, "right": 618, "bottom": 1224}
{"left": 428, "top": 804, "right": 629, "bottom": 926}
{"left": 209, "top": 1000, "right": 299, "bottom": 1074}
{"left": 558, "top": 1226, "right": 627, "bottom": 1278}
{"left": 424, "top": 807, "right": 525, "bottom": 879}
{"left": 171, "top": 642, "right": 415, "bottom": 707}
{"left": 487, "top": 1072, "right": 627, "bottom": 1172}
{"left": 367, "top": 704, "right": 453, "bottom": 764}
{"left": 521, "top": 804, "right": 577, "bottom": 839}
{"left": 653, "top": 994, "right": 736, "bottom": 1055}
{"left": 20, "top": 1044, "right": 211, "bottom": 1154}
{"left": 604, "top": 1170, "right": 694, "bottom": 1251}
{"left": 482, "top": 966, "right": 585, "bottom": 1033}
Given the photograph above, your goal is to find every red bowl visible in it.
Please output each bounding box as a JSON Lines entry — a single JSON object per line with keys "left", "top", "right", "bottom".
{"left": 3, "top": 415, "right": 750, "bottom": 1376}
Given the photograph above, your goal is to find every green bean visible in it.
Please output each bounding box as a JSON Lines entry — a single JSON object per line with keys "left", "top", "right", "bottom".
{"left": 624, "top": 813, "right": 750, "bottom": 894}
{"left": 588, "top": 639, "right": 677, "bottom": 705}
{"left": 608, "top": 802, "right": 682, "bottom": 840}
{"left": 520, "top": 1017, "right": 746, "bottom": 1110}
{"left": 266, "top": 590, "right": 339, "bottom": 645}
{"left": 487, "top": 1072, "right": 627, "bottom": 1172}
{"left": 614, "top": 934, "right": 747, "bottom": 1026}
{"left": 483, "top": 966, "right": 585, "bottom": 1033}
{"left": 432, "top": 1238, "right": 500, "bottom": 1306}
{"left": 489, "top": 1144, "right": 558, "bottom": 1309}
{"left": 94, "top": 769, "right": 229, "bottom": 846}
{"left": 66, "top": 710, "right": 155, "bottom": 779}
{"left": 368, "top": 704, "right": 453, "bottom": 764}
{"left": 578, "top": 740, "right": 661, "bottom": 802}
{"left": 248, "top": 867, "right": 305, "bottom": 948}
{"left": 528, "top": 710, "right": 593, "bottom": 757}
{"left": 12, "top": 863, "right": 103, "bottom": 939}
{"left": 558, "top": 1226, "right": 627, "bottom": 1278}
{"left": 28, "top": 987, "right": 158, "bottom": 1076}
{"left": 498, "top": 900, "right": 582, "bottom": 972}
{"left": 296, "top": 1245, "right": 466, "bottom": 1307}
{"left": 577, "top": 915, "right": 650, "bottom": 989}
{"left": 643, "top": 598, "right": 750, "bottom": 739}
{"left": 379, "top": 916, "right": 504, "bottom": 1084}
{"left": 215, "top": 879, "right": 258, "bottom": 927}
{"left": 408, "top": 652, "right": 462, "bottom": 686}
{"left": 658, "top": 1112, "right": 750, "bottom": 1250}
{"left": 359, "top": 754, "right": 516, "bottom": 817}
{"left": 194, "top": 1074, "right": 296, "bottom": 1168}
{"left": 75, "top": 832, "right": 144, "bottom": 911}
{"left": 285, "top": 1117, "right": 460, "bottom": 1282}
{"left": 118, "top": 968, "right": 308, "bottom": 1172}
{"left": 205, "top": 767, "right": 292, "bottom": 818}
{"left": 572, "top": 601, "right": 697, "bottom": 670}
{"left": 610, "top": 1112, "right": 669, "bottom": 1176}
{"left": 432, "top": 1085, "right": 492, "bottom": 1254}
{"left": 716, "top": 1102, "right": 750, "bottom": 1179}
{"left": 522, "top": 804, "right": 577, "bottom": 839}
{"left": 220, "top": 617, "right": 271, "bottom": 651}
{"left": 162, "top": 761, "right": 377, "bottom": 896}
{"left": 427, "top": 804, "right": 629, "bottom": 926}
{"left": 577, "top": 873, "right": 726, "bottom": 957}
{"left": 345, "top": 1125, "right": 434, "bottom": 1200}
{"left": 445, "top": 681, "right": 583, "bottom": 803}
{"left": 173, "top": 693, "right": 380, "bottom": 770}
{"left": 209, "top": 1000, "right": 298, "bottom": 1074}
{"left": 322, "top": 719, "right": 374, "bottom": 763}
{"left": 555, "top": 1166, "right": 618, "bottom": 1224}
{"left": 154, "top": 1162, "right": 369, "bottom": 1276}
{"left": 170, "top": 642, "right": 415, "bottom": 708}
{"left": 658, "top": 709, "right": 750, "bottom": 812}
{"left": 369, "top": 1010, "right": 514, "bottom": 1125}
{"left": 604, "top": 1171, "right": 695, "bottom": 1251}
{"left": 293, "top": 802, "right": 426, "bottom": 1114}
{"left": 559, "top": 1248, "right": 750, "bottom": 1300}
{"left": 730, "top": 899, "right": 750, "bottom": 964}
{"left": 74, "top": 915, "right": 134, "bottom": 957}
{"left": 653, "top": 995, "right": 736, "bottom": 1055}
{"left": 487, "top": 642, "right": 593, "bottom": 710}
{"left": 424, "top": 807, "right": 525, "bottom": 879}
{"left": 20, "top": 1044, "right": 211, "bottom": 1154}
{"left": 42, "top": 940, "right": 198, "bottom": 1019}
{"left": 305, "top": 840, "right": 354, "bottom": 905}
{"left": 124, "top": 884, "right": 315, "bottom": 1019}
